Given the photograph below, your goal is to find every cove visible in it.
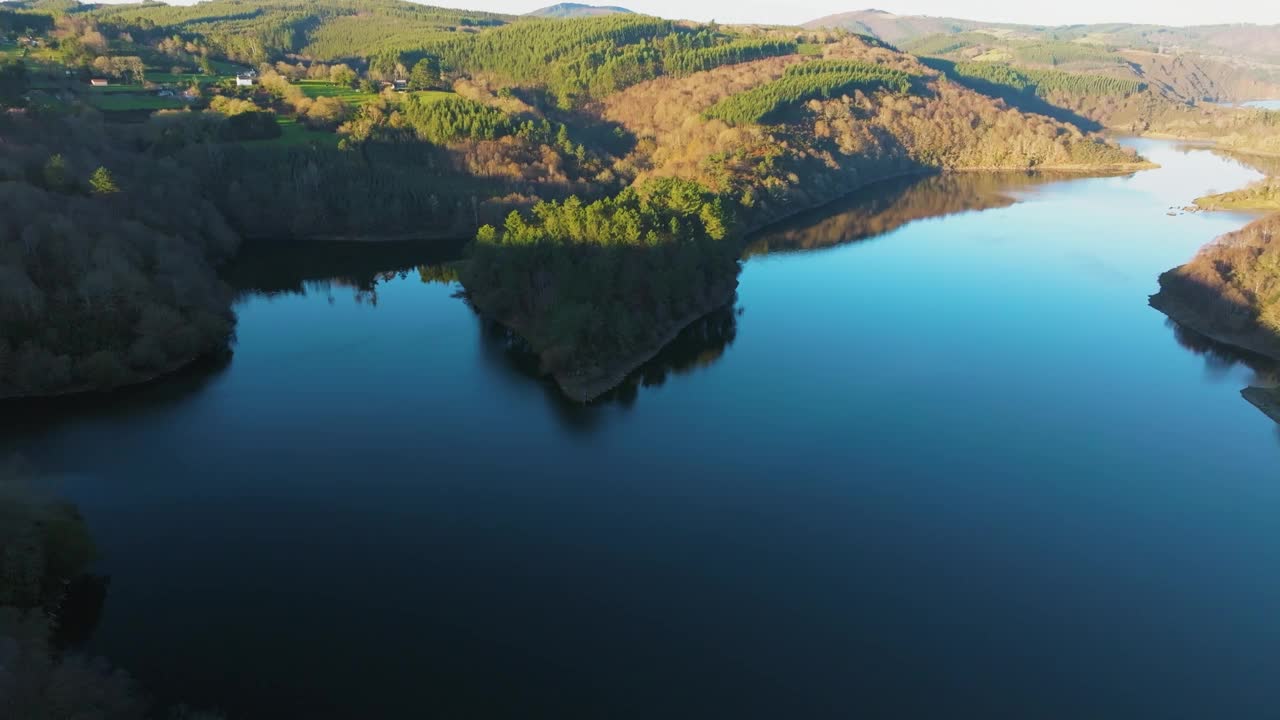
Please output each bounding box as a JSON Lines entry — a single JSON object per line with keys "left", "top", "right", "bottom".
{"left": 3, "top": 139, "right": 1279, "bottom": 719}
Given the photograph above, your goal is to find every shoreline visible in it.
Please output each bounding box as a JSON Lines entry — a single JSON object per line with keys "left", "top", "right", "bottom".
{"left": 0, "top": 348, "right": 232, "bottom": 404}
{"left": 1148, "top": 289, "right": 1280, "bottom": 362}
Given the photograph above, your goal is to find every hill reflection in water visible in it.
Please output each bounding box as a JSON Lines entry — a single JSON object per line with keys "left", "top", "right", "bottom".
{"left": 225, "top": 237, "right": 467, "bottom": 304}
{"left": 1166, "top": 318, "right": 1280, "bottom": 385}
{"left": 745, "top": 171, "right": 1078, "bottom": 257}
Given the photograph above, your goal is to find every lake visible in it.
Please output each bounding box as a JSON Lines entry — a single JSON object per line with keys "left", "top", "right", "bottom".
{"left": 1241, "top": 99, "right": 1280, "bottom": 110}
{"left": 4, "top": 139, "right": 1279, "bottom": 719}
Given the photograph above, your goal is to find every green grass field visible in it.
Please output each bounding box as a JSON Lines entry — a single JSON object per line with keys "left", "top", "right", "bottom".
{"left": 145, "top": 58, "right": 242, "bottom": 86}
{"left": 298, "top": 80, "right": 373, "bottom": 103}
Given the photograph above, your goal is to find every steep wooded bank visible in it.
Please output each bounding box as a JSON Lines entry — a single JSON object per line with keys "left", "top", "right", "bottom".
{"left": 1151, "top": 214, "right": 1280, "bottom": 362}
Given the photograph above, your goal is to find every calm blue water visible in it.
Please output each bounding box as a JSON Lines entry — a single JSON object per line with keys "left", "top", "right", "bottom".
{"left": 4, "top": 139, "right": 1280, "bottom": 719}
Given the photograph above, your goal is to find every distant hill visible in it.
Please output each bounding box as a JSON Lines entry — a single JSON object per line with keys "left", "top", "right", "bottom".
{"left": 527, "top": 3, "right": 635, "bottom": 18}
{"left": 803, "top": 9, "right": 1280, "bottom": 66}
{"left": 802, "top": 9, "right": 996, "bottom": 44}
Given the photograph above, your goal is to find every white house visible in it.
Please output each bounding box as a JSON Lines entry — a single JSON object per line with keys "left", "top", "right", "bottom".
{"left": 235, "top": 74, "right": 255, "bottom": 87}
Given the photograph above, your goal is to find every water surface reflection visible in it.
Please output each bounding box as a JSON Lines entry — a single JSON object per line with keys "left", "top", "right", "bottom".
{"left": 745, "top": 172, "right": 1080, "bottom": 256}
{"left": 1166, "top": 319, "right": 1280, "bottom": 386}
{"left": 224, "top": 237, "right": 466, "bottom": 303}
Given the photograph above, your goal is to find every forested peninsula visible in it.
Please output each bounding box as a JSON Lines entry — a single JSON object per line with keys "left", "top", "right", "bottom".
{"left": 1, "top": 0, "right": 1276, "bottom": 401}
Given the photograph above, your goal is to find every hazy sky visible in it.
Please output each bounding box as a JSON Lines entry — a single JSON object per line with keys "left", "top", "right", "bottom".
{"left": 446, "top": 0, "right": 1280, "bottom": 26}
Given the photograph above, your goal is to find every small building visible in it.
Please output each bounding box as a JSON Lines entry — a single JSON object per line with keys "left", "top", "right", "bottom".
{"left": 89, "top": 78, "right": 110, "bottom": 87}
{"left": 156, "top": 89, "right": 175, "bottom": 97}
{"left": 393, "top": 79, "right": 408, "bottom": 92}
{"left": 235, "top": 74, "right": 256, "bottom": 87}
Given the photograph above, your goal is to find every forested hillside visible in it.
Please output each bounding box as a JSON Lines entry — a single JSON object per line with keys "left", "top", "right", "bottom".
{"left": 0, "top": 0, "right": 1155, "bottom": 400}
{"left": 807, "top": 10, "right": 1280, "bottom": 104}
{"left": 0, "top": 109, "right": 238, "bottom": 399}
{"left": 86, "top": 0, "right": 510, "bottom": 64}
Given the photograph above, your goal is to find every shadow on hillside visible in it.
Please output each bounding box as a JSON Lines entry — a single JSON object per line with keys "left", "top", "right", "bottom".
{"left": 508, "top": 85, "right": 640, "bottom": 158}
{"left": 921, "top": 58, "right": 1104, "bottom": 132}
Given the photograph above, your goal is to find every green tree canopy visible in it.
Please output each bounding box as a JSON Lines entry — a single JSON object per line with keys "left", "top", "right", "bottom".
{"left": 408, "top": 56, "right": 441, "bottom": 91}
{"left": 89, "top": 166, "right": 120, "bottom": 195}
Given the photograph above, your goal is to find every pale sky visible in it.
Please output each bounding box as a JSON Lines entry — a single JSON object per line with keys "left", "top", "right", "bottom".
{"left": 88, "top": 1, "right": 1280, "bottom": 27}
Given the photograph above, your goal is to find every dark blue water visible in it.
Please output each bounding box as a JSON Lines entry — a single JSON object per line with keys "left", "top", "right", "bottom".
{"left": 5, "top": 139, "right": 1280, "bottom": 719}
